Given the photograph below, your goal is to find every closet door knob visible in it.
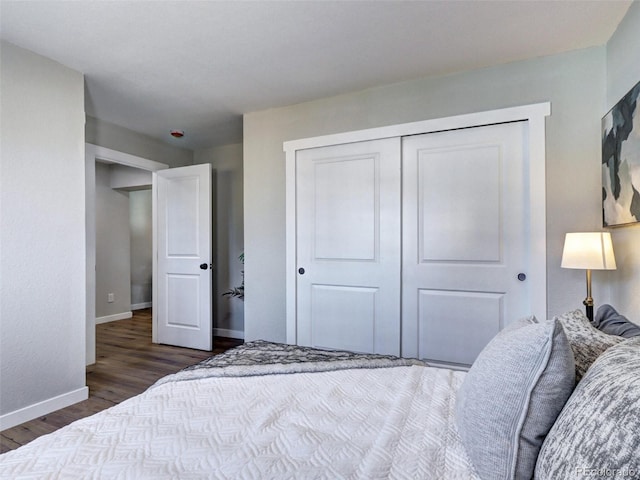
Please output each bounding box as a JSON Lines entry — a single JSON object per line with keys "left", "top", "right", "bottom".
{"left": 517, "top": 273, "right": 526, "bottom": 281}
{"left": 200, "top": 263, "right": 209, "bottom": 270}
{"left": 298, "top": 267, "right": 305, "bottom": 275}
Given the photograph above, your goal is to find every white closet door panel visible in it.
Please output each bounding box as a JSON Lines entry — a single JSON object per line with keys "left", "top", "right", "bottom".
{"left": 296, "top": 138, "right": 401, "bottom": 355}
{"left": 402, "top": 122, "right": 529, "bottom": 364}
{"left": 314, "top": 158, "right": 376, "bottom": 260}
{"left": 311, "top": 285, "right": 377, "bottom": 353}
{"left": 419, "top": 145, "right": 501, "bottom": 262}
{"left": 417, "top": 290, "right": 503, "bottom": 366}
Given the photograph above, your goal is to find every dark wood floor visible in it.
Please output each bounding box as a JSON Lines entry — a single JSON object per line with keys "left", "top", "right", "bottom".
{"left": 0, "top": 309, "right": 242, "bottom": 453}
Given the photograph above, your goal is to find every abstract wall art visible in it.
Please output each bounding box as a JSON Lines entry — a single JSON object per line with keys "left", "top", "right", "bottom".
{"left": 602, "top": 80, "right": 640, "bottom": 227}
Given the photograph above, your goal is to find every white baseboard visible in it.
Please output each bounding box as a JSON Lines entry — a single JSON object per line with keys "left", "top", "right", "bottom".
{"left": 0, "top": 386, "right": 89, "bottom": 431}
{"left": 131, "top": 302, "right": 152, "bottom": 311}
{"left": 214, "top": 328, "right": 244, "bottom": 340}
{"left": 96, "top": 311, "right": 133, "bottom": 324}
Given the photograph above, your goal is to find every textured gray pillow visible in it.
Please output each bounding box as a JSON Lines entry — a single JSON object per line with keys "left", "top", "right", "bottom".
{"left": 593, "top": 304, "right": 640, "bottom": 338}
{"left": 535, "top": 337, "right": 640, "bottom": 479}
{"left": 455, "top": 318, "right": 575, "bottom": 480}
{"left": 555, "top": 309, "right": 623, "bottom": 382}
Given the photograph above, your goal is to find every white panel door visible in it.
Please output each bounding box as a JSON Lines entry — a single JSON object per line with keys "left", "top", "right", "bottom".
{"left": 296, "top": 138, "right": 401, "bottom": 355}
{"left": 402, "top": 122, "right": 529, "bottom": 365}
{"left": 154, "top": 164, "right": 213, "bottom": 351}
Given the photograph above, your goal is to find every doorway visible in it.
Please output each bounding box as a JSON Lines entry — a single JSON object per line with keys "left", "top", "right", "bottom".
{"left": 94, "top": 162, "right": 152, "bottom": 325}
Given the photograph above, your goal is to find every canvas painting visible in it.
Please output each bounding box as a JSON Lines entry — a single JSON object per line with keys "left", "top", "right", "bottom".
{"left": 602, "top": 80, "right": 640, "bottom": 227}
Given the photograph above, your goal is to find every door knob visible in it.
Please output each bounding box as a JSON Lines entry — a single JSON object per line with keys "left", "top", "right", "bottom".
{"left": 200, "top": 263, "right": 209, "bottom": 270}
{"left": 298, "top": 267, "right": 305, "bottom": 275}
{"left": 517, "top": 273, "right": 526, "bottom": 281}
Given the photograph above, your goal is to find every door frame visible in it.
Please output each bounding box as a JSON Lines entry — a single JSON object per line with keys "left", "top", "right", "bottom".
{"left": 283, "top": 102, "right": 551, "bottom": 346}
{"left": 85, "top": 144, "right": 168, "bottom": 365}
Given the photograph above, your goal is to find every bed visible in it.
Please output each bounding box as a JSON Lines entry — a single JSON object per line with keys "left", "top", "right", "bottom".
{"left": 1, "top": 308, "right": 638, "bottom": 480}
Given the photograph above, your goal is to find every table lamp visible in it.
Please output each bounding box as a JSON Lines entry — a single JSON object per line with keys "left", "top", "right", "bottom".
{"left": 561, "top": 232, "right": 616, "bottom": 321}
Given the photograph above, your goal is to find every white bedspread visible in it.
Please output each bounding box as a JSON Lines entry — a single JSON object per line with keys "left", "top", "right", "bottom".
{"left": 0, "top": 366, "right": 479, "bottom": 479}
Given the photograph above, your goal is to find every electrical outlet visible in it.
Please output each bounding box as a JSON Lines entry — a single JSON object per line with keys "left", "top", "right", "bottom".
{"left": 107, "top": 293, "right": 115, "bottom": 303}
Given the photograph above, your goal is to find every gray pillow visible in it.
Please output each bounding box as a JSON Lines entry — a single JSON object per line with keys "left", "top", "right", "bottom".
{"left": 555, "top": 309, "right": 623, "bottom": 382}
{"left": 455, "top": 318, "right": 575, "bottom": 480}
{"left": 593, "top": 304, "right": 640, "bottom": 338}
{"left": 502, "top": 314, "right": 538, "bottom": 332}
{"left": 535, "top": 337, "right": 640, "bottom": 479}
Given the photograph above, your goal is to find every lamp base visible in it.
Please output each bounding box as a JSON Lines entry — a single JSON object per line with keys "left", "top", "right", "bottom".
{"left": 584, "top": 304, "right": 594, "bottom": 322}
{"left": 584, "top": 269, "right": 594, "bottom": 322}
{"left": 583, "top": 297, "right": 594, "bottom": 322}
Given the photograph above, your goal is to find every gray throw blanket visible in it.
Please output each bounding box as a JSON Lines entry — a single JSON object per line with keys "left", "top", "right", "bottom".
{"left": 593, "top": 304, "right": 640, "bottom": 338}
{"left": 152, "top": 340, "right": 425, "bottom": 388}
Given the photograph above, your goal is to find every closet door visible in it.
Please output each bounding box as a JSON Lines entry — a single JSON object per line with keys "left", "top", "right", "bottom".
{"left": 296, "top": 138, "right": 401, "bottom": 355}
{"left": 402, "top": 122, "right": 529, "bottom": 365}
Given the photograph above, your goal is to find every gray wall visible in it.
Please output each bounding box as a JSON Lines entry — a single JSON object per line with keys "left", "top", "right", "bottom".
{"left": 606, "top": 1, "right": 640, "bottom": 323}
{"left": 194, "top": 143, "right": 244, "bottom": 338}
{"left": 95, "top": 163, "right": 132, "bottom": 319}
{"left": 86, "top": 116, "right": 193, "bottom": 168}
{"left": 0, "top": 42, "right": 86, "bottom": 424}
{"left": 243, "top": 46, "right": 607, "bottom": 342}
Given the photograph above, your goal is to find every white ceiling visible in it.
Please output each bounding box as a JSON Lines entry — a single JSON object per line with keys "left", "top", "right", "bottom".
{"left": 0, "top": 0, "right": 632, "bottom": 150}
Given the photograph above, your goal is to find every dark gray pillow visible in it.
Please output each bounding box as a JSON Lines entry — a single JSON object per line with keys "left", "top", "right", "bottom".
{"left": 535, "top": 336, "right": 640, "bottom": 479}
{"left": 455, "top": 318, "right": 575, "bottom": 480}
{"left": 593, "top": 304, "right": 640, "bottom": 338}
{"left": 555, "top": 309, "right": 622, "bottom": 382}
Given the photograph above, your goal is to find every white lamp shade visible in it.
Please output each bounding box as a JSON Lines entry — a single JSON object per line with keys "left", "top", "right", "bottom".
{"left": 561, "top": 232, "right": 616, "bottom": 270}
